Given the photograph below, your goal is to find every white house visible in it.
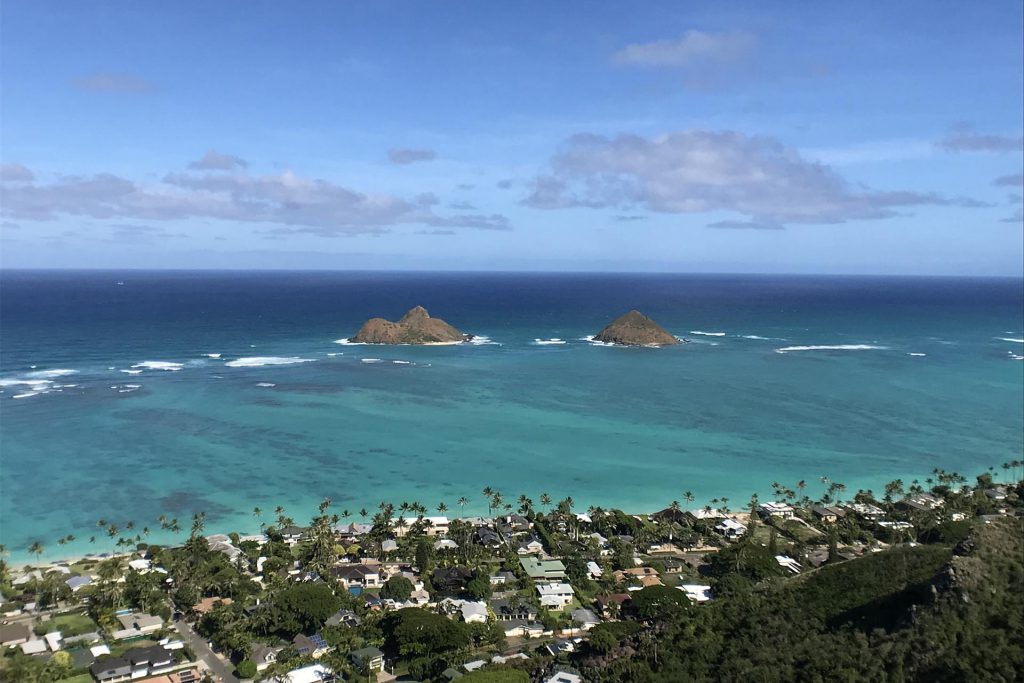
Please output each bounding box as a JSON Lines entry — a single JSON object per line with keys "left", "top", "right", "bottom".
{"left": 434, "top": 539, "right": 459, "bottom": 551}
{"left": 272, "top": 664, "right": 335, "bottom": 683}
{"left": 679, "top": 585, "right": 713, "bottom": 603}
{"left": 536, "top": 582, "right": 575, "bottom": 608}
{"left": 715, "top": 518, "right": 747, "bottom": 539}
{"left": 586, "top": 561, "right": 603, "bottom": 579}
{"left": 775, "top": 555, "right": 802, "bottom": 574}
{"left": 759, "top": 502, "right": 795, "bottom": 519}
{"left": 423, "top": 516, "right": 450, "bottom": 536}
{"left": 460, "top": 601, "right": 489, "bottom": 624}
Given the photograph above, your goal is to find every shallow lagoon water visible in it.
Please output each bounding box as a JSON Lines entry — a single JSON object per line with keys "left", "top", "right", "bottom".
{"left": 1, "top": 271, "right": 1021, "bottom": 561}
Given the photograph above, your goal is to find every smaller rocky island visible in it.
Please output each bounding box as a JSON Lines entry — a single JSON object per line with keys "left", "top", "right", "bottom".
{"left": 350, "top": 306, "right": 472, "bottom": 344}
{"left": 593, "top": 310, "right": 680, "bottom": 346}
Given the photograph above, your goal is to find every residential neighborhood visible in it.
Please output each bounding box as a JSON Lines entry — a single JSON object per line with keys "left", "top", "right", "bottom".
{"left": 1, "top": 469, "right": 1022, "bottom": 683}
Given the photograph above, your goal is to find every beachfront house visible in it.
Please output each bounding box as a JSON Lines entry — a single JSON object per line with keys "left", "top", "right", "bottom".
{"left": 423, "top": 516, "right": 450, "bottom": 536}
{"left": 686, "top": 508, "right": 725, "bottom": 522}
{"left": 758, "top": 502, "right": 795, "bottom": 519}
{"left": 536, "top": 582, "right": 575, "bottom": 608}
{"left": 279, "top": 525, "right": 308, "bottom": 545}
{"left": 896, "top": 493, "right": 944, "bottom": 512}
{"left": 845, "top": 502, "right": 885, "bottom": 519}
{"left": 520, "top": 556, "right": 567, "bottom": 581}
{"left": 811, "top": 506, "right": 846, "bottom": 523}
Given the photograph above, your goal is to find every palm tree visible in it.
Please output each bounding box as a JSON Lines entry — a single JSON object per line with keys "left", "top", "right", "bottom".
{"left": 457, "top": 497, "right": 469, "bottom": 518}
{"left": 683, "top": 491, "right": 695, "bottom": 505}
{"left": 437, "top": 502, "right": 448, "bottom": 515}
{"left": 28, "top": 541, "right": 44, "bottom": 562}
{"left": 540, "top": 492, "right": 552, "bottom": 513}
{"left": 359, "top": 508, "right": 369, "bottom": 522}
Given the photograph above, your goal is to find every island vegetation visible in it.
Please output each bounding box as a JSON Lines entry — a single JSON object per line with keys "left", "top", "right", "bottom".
{"left": 592, "top": 310, "right": 679, "bottom": 346}
{"left": 1, "top": 461, "right": 1022, "bottom": 683}
{"left": 350, "top": 306, "right": 471, "bottom": 344}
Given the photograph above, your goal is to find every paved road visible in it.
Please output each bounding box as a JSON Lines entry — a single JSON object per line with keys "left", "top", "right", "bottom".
{"left": 174, "top": 618, "right": 240, "bottom": 683}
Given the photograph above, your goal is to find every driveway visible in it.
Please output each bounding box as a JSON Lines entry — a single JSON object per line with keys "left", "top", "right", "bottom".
{"left": 173, "top": 618, "right": 239, "bottom": 682}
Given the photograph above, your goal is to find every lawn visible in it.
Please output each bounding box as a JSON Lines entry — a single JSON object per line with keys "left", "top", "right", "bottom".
{"left": 55, "top": 674, "right": 93, "bottom": 683}
{"left": 46, "top": 612, "right": 98, "bottom": 636}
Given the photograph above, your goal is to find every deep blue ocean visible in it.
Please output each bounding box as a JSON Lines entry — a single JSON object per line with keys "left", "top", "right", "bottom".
{"left": 1, "top": 271, "right": 1022, "bottom": 562}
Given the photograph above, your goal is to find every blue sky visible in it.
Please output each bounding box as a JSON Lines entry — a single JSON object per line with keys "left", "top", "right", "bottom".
{"left": 1, "top": 1, "right": 1022, "bottom": 274}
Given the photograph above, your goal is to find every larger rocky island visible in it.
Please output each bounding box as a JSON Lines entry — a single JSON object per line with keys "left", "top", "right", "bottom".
{"left": 593, "top": 309, "right": 680, "bottom": 346}
{"left": 349, "top": 305, "right": 472, "bottom": 344}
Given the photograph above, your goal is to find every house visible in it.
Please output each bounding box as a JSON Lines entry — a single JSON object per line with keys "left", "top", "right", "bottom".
{"left": 43, "top": 630, "right": 62, "bottom": 651}
{"left": 434, "top": 539, "right": 459, "bottom": 551}
{"left": 811, "top": 506, "right": 846, "bottom": 523}
{"left": 715, "top": 518, "right": 747, "bottom": 539}
{"left": 292, "top": 633, "right": 331, "bottom": 659}
{"left": 271, "top": 664, "right": 336, "bottom": 683}
{"left": 985, "top": 487, "right": 1008, "bottom": 501}
{"left": 475, "top": 527, "right": 502, "bottom": 548}
{"left": 536, "top": 582, "right": 575, "bottom": 608}
{"left": 113, "top": 612, "right": 163, "bottom": 640}
{"left": 206, "top": 534, "right": 243, "bottom": 562}
{"left": 91, "top": 656, "right": 132, "bottom": 683}
{"left": 252, "top": 644, "right": 282, "bottom": 672}
{"left": 544, "top": 667, "right": 584, "bottom": 683}
{"left": 125, "top": 645, "right": 175, "bottom": 677}
{"left": 501, "top": 514, "right": 532, "bottom": 533}
{"left": 325, "top": 608, "right": 362, "bottom": 628}
{"left": 570, "top": 608, "right": 601, "bottom": 630}
{"left": 758, "top": 502, "right": 795, "bottom": 519}
{"left": 775, "top": 555, "right": 802, "bottom": 574}
{"left": 334, "top": 522, "right": 373, "bottom": 540}
{"left": 544, "top": 639, "right": 578, "bottom": 656}
{"left": 423, "top": 516, "right": 450, "bottom": 536}
{"left": 331, "top": 564, "right": 380, "bottom": 589}
{"left": 661, "top": 558, "right": 685, "bottom": 574}
{"left": 594, "top": 593, "right": 631, "bottom": 617}
{"left": 381, "top": 539, "right": 399, "bottom": 553}
{"left": 679, "top": 584, "right": 713, "bottom": 603}
{"left": 0, "top": 622, "right": 31, "bottom": 648}
{"left": 489, "top": 569, "right": 517, "bottom": 586}
{"left": 20, "top": 639, "right": 47, "bottom": 655}
{"left": 686, "top": 508, "right": 724, "bottom": 522}
{"left": 490, "top": 598, "right": 538, "bottom": 622}
{"left": 460, "top": 601, "right": 489, "bottom": 624}
{"left": 520, "top": 556, "right": 566, "bottom": 581}
{"left": 279, "top": 525, "right": 308, "bottom": 544}
{"left": 66, "top": 575, "right": 93, "bottom": 592}
{"left": 432, "top": 566, "right": 473, "bottom": 593}
{"left": 897, "top": 493, "right": 944, "bottom": 512}
{"left": 516, "top": 536, "right": 545, "bottom": 555}
{"left": 615, "top": 566, "right": 661, "bottom": 586}
{"left": 586, "top": 561, "right": 603, "bottom": 579}
{"left": 846, "top": 502, "right": 885, "bottom": 519}
{"left": 350, "top": 646, "right": 385, "bottom": 673}
{"left": 503, "top": 621, "right": 548, "bottom": 638}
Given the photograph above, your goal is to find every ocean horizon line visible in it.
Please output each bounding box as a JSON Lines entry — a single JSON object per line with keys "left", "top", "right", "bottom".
{"left": 1, "top": 267, "right": 1022, "bottom": 281}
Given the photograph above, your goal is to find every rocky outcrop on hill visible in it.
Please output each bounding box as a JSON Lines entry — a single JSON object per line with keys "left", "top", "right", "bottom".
{"left": 593, "top": 310, "right": 679, "bottom": 346}
{"left": 350, "top": 306, "right": 470, "bottom": 344}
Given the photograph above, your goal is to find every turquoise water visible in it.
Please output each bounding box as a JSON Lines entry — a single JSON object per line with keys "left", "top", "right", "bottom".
{"left": 1, "top": 271, "right": 1021, "bottom": 562}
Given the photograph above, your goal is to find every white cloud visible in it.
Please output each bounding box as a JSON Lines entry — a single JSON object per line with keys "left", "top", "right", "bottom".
{"left": 388, "top": 148, "right": 437, "bottom": 164}
{"left": 0, "top": 163, "right": 35, "bottom": 182}
{"left": 938, "top": 125, "right": 1023, "bottom": 153}
{"left": 613, "top": 30, "right": 755, "bottom": 68}
{"left": 523, "top": 130, "right": 984, "bottom": 225}
{"left": 71, "top": 73, "right": 156, "bottom": 93}
{"left": 0, "top": 164, "right": 510, "bottom": 235}
{"left": 188, "top": 151, "right": 248, "bottom": 171}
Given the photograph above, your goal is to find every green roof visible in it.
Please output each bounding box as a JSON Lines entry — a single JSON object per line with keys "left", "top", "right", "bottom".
{"left": 519, "top": 556, "right": 566, "bottom": 578}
